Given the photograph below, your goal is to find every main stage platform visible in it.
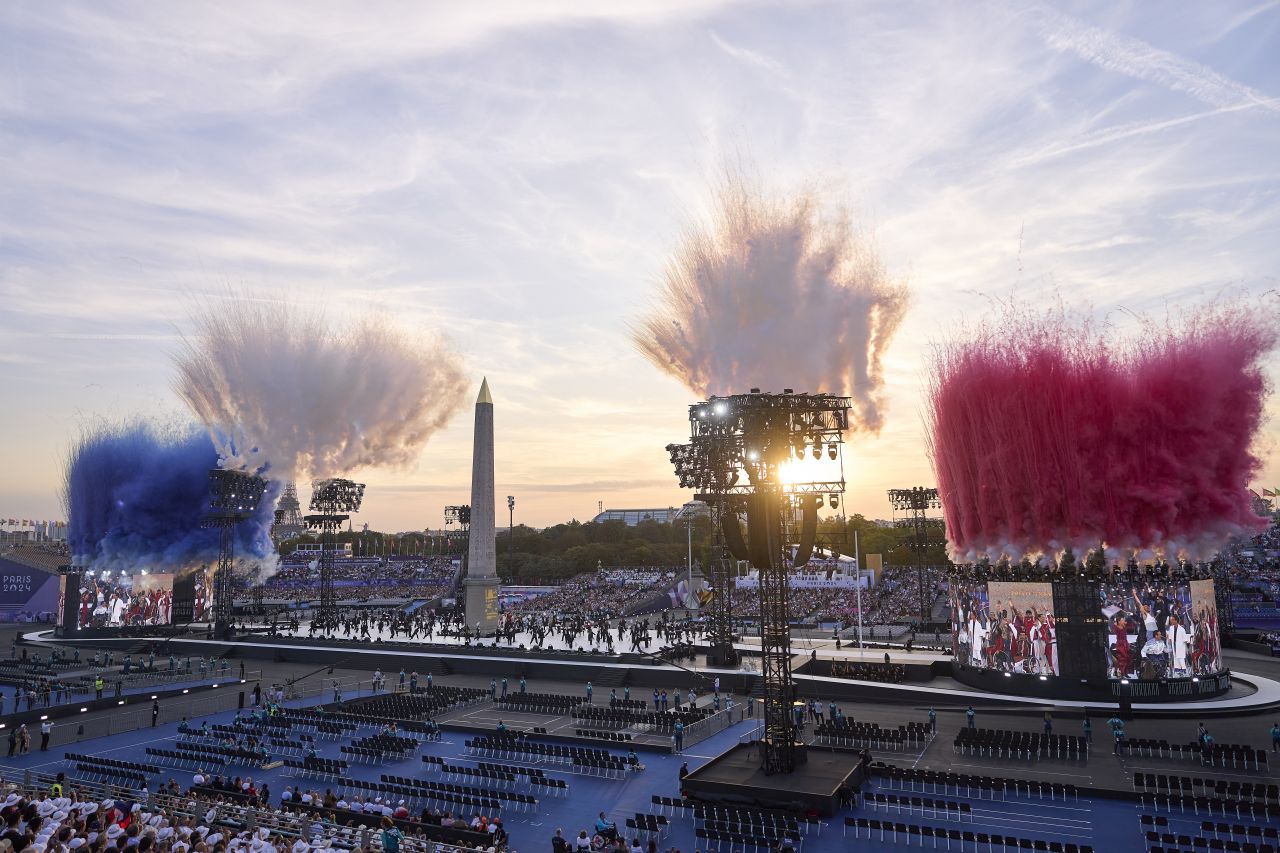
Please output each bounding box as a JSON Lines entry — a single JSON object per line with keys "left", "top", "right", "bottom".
{"left": 26, "top": 628, "right": 1280, "bottom": 717}
{"left": 681, "top": 742, "right": 865, "bottom": 817}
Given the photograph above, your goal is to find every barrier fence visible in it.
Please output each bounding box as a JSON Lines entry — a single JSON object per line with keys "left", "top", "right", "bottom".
{"left": 7, "top": 673, "right": 393, "bottom": 750}
{"left": 682, "top": 701, "right": 746, "bottom": 750}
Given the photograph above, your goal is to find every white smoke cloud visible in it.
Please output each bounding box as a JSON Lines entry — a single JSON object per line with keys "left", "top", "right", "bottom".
{"left": 632, "top": 176, "right": 909, "bottom": 432}
{"left": 172, "top": 296, "right": 468, "bottom": 479}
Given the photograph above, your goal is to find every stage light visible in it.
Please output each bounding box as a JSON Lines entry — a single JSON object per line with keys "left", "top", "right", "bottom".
{"left": 141, "top": 569, "right": 148, "bottom": 575}
{"left": 1003, "top": 672, "right": 1012, "bottom": 678}
{"left": 39, "top": 715, "right": 47, "bottom": 721}
{"left": 183, "top": 689, "right": 189, "bottom": 694}
{"left": 827, "top": 444, "right": 837, "bottom": 460}
{"left": 1120, "top": 679, "right": 1129, "bottom": 685}
{"left": 810, "top": 444, "right": 821, "bottom": 459}
{"left": 117, "top": 700, "right": 125, "bottom": 705}
{"left": 714, "top": 403, "right": 727, "bottom": 416}
{"left": 1192, "top": 677, "right": 1199, "bottom": 683}
{"left": 151, "top": 695, "right": 157, "bottom": 700}
{"left": 829, "top": 494, "right": 839, "bottom": 509}
{"left": 747, "top": 450, "right": 759, "bottom": 461}
{"left": 699, "top": 408, "right": 708, "bottom": 419}
{"left": 80, "top": 708, "right": 87, "bottom": 713}
{"left": 815, "top": 495, "right": 824, "bottom": 509}
{"left": 1039, "top": 676, "right": 1047, "bottom": 681}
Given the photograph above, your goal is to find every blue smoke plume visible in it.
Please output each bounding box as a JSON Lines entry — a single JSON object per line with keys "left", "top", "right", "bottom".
{"left": 65, "top": 421, "right": 278, "bottom": 571}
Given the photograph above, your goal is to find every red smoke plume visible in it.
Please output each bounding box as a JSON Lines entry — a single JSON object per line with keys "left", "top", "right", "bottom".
{"left": 927, "top": 302, "right": 1277, "bottom": 563}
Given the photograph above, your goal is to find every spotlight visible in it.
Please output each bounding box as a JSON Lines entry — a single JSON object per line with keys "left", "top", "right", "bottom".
{"left": 714, "top": 403, "right": 727, "bottom": 416}
{"left": 1120, "top": 679, "right": 1129, "bottom": 685}
{"left": 1038, "top": 675, "right": 1047, "bottom": 681}
{"left": 1003, "top": 672, "right": 1012, "bottom": 678}
{"left": 827, "top": 444, "right": 837, "bottom": 460}
{"left": 810, "top": 445, "right": 821, "bottom": 459}
{"left": 829, "top": 494, "right": 839, "bottom": 509}
{"left": 747, "top": 450, "right": 759, "bottom": 461}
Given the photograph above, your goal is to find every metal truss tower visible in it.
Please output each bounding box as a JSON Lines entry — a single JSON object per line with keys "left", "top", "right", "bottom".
{"left": 888, "top": 487, "right": 945, "bottom": 623}
{"left": 305, "top": 478, "right": 365, "bottom": 628}
{"left": 201, "top": 469, "right": 268, "bottom": 637}
{"left": 668, "top": 389, "right": 850, "bottom": 774}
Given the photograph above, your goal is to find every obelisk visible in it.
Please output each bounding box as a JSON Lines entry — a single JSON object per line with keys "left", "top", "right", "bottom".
{"left": 463, "top": 377, "right": 500, "bottom": 632}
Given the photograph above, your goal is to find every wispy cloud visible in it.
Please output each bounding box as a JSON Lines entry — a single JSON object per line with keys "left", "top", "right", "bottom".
{"left": 1029, "top": 3, "right": 1280, "bottom": 112}
{"left": 2, "top": 0, "right": 1278, "bottom": 527}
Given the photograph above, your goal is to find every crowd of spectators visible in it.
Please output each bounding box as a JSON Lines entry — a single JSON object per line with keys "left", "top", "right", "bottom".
{"left": 0, "top": 781, "right": 510, "bottom": 853}
{"left": 501, "top": 570, "right": 672, "bottom": 621}
{"left": 255, "top": 557, "right": 458, "bottom": 604}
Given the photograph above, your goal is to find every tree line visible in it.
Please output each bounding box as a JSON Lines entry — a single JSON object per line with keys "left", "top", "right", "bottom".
{"left": 280, "top": 512, "right": 951, "bottom": 583}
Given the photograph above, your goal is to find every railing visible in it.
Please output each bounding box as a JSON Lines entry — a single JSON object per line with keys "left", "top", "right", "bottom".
{"left": 682, "top": 701, "right": 746, "bottom": 750}
{"left": 21, "top": 673, "right": 396, "bottom": 750}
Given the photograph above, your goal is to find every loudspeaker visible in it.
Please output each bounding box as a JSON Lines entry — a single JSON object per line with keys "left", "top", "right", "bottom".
{"left": 722, "top": 510, "right": 750, "bottom": 562}
{"left": 1052, "top": 580, "right": 1107, "bottom": 681}
{"left": 792, "top": 496, "right": 818, "bottom": 568}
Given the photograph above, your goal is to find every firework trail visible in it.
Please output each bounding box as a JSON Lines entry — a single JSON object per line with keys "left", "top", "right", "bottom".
{"left": 63, "top": 420, "right": 278, "bottom": 571}
{"left": 632, "top": 177, "right": 908, "bottom": 432}
{"left": 173, "top": 297, "right": 468, "bottom": 478}
{"left": 927, "top": 301, "right": 1277, "bottom": 563}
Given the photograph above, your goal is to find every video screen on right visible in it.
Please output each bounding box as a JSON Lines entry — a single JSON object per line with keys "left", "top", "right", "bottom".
{"left": 1099, "top": 578, "right": 1222, "bottom": 680}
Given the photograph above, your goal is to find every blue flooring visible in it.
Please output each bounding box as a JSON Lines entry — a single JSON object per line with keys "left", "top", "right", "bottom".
{"left": 0, "top": 700, "right": 1239, "bottom": 853}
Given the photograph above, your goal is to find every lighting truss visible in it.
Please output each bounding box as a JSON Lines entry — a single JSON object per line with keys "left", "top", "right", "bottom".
{"left": 305, "top": 478, "right": 365, "bottom": 626}
{"left": 200, "top": 468, "right": 269, "bottom": 635}
{"left": 888, "top": 486, "right": 945, "bottom": 622}
{"left": 668, "top": 388, "right": 851, "bottom": 775}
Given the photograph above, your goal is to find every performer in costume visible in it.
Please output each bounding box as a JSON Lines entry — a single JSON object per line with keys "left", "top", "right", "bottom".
{"left": 1111, "top": 613, "right": 1132, "bottom": 679}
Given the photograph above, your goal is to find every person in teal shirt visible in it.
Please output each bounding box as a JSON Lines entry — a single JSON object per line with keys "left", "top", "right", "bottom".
{"left": 380, "top": 817, "right": 403, "bottom": 853}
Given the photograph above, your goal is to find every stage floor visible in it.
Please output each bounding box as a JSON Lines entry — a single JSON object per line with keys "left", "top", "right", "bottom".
{"left": 26, "top": 628, "right": 1280, "bottom": 714}
{"left": 682, "top": 741, "right": 863, "bottom": 816}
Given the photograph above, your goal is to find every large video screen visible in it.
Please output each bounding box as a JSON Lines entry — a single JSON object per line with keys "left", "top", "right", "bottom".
{"left": 77, "top": 572, "right": 174, "bottom": 628}
{"left": 1099, "top": 578, "right": 1223, "bottom": 680}
{"left": 950, "top": 580, "right": 1058, "bottom": 675}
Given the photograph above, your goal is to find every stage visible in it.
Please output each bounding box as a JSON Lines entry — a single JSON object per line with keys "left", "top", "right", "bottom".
{"left": 24, "top": 628, "right": 1280, "bottom": 716}
{"left": 681, "top": 741, "right": 865, "bottom": 817}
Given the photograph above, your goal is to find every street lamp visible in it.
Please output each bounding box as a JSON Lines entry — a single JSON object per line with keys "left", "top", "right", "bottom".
{"left": 507, "top": 495, "right": 515, "bottom": 578}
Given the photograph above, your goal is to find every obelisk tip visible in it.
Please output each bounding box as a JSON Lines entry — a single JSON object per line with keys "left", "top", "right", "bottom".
{"left": 477, "top": 377, "right": 493, "bottom": 405}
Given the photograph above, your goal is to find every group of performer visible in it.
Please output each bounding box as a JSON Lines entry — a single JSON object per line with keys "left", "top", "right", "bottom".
{"left": 950, "top": 585, "right": 1059, "bottom": 676}
{"left": 77, "top": 576, "right": 172, "bottom": 628}
{"left": 1103, "top": 584, "right": 1221, "bottom": 680}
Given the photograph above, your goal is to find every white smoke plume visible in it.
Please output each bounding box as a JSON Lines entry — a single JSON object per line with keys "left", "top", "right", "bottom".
{"left": 632, "top": 176, "right": 908, "bottom": 432}
{"left": 173, "top": 296, "right": 468, "bottom": 478}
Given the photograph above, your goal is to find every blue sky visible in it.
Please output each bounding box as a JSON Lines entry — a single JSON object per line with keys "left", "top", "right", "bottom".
{"left": 2, "top": 1, "right": 1278, "bottom": 531}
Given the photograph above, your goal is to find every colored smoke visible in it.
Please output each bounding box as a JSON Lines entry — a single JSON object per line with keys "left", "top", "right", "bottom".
{"left": 926, "top": 303, "right": 1278, "bottom": 563}
{"left": 173, "top": 298, "right": 468, "bottom": 478}
{"left": 63, "top": 421, "right": 278, "bottom": 571}
{"left": 632, "top": 177, "right": 908, "bottom": 432}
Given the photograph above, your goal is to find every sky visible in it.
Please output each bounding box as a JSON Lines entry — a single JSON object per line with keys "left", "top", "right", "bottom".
{"left": 2, "top": 0, "right": 1279, "bottom": 532}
